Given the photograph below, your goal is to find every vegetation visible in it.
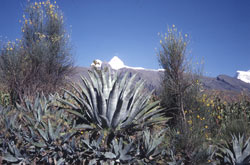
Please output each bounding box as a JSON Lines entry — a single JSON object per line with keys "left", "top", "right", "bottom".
{"left": 0, "top": 1, "right": 250, "bottom": 164}
{"left": 0, "top": 0, "right": 73, "bottom": 104}
{"left": 158, "top": 25, "right": 201, "bottom": 123}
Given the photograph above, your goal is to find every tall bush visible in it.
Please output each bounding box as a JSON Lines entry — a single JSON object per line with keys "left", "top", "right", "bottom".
{"left": 0, "top": 0, "right": 73, "bottom": 104}
{"left": 158, "top": 25, "right": 201, "bottom": 123}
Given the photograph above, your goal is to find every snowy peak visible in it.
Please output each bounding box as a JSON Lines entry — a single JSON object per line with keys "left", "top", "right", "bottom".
{"left": 108, "top": 56, "right": 125, "bottom": 70}
{"left": 236, "top": 70, "right": 250, "bottom": 83}
{"left": 91, "top": 59, "right": 102, "bottom": 68}
{"left": 91, "top": 56, "right": 161, "bottom": 71}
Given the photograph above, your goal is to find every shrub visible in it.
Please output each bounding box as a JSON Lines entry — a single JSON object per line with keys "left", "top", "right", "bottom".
{"left": 157, "top": 25, "right": 201, "bottom": 124}
{"left": 0, "top": 0, "right": 74, "bottom": 105}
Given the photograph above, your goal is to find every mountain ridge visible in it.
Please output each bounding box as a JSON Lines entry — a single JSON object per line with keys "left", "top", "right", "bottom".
{"left": 71, "top": 56, "right": 250, "bottom": 95}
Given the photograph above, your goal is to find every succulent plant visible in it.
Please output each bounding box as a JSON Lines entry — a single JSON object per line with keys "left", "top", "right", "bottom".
{"left": 217, "top": 134, "right": 250, "bottom": 165}
{"left": 136, "top": 129, "right": 165, "bottom": 163}
{"left": 0, "top": 94, "right": 84, "bottom": 164}
{"left": 59, "top": 68, "right": 168, "bottom": 132}
{"left": 81, "top": 131, "right": 136, "bottom": 164}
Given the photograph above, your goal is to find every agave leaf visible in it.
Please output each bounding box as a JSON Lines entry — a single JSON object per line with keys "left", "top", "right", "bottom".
{"left": 76, "top": 82, "right": 93, "bottom": 110}
{"left": 74, "top": 124, "right": 93, "bottom": 130}
{"left": 48, "top": 119, "right": 55, "bottom": 141}
{"left": 99, "top": 90, "right": 107, "bottom": 118}
{"left": 107, "top": 67, "right": 112, "bottom": 91}
{"left": 135, "top": 101, "right": 161, "bottom": 121}
{"left": 104, "top": 152, "right": 116, "bottom": 159}
{"left": 225, "top": 148, "right": 235, "bottom": 163}
{"left": 232, "top": 135, "right": 243, "bottom": 161}
{"left": 7, "top": 143, "right": 15, "bottom": 154}
{"left": 89, "top": 159, "right": 97, "bottom": 165}
{"left": 63, "top": 89, "right": 92, "bottom": 112}
{"left": 99, "top": 115, "right": 110, "bottom": 128}
{"left": 2, "top": 153, "right": 18, "bottom": 162}
{"left": 119, "top": 72, "right": 128, "bottom": 91}
{"left": 66, "top": 109, "right": 85, "bottom": 119}
{"left": 111, "top": 99, "right": 126, "bottom": 128}
{"left": 110, "top": 71, "right": 118, "bottom": 90}
{"left": 37, "top": 128, "right": 48, "bottom": 142}
{"left": 100, "top": 70, "right": 108, "bottom": 98}
{"left": 81, "top": 75, "right": 101, "bottom": 125}
{"left": 122, "top": 95, "right": 147, "bottom": 127}
{"left": 123, "top": 141, "right": 134, "bottom": 154}
{"left": 122, "top": 73, "right": 137, "bottom": 97}
{"left": 241, "top": 138, "right": 250, "bottom": 162}
{"left": 57, "top": 97, "right": 79, "bottom": 110}
{"left": 128, "top": 80, "right": 145, "bottom": 107}
{"left": 88, "top": 70, "right": 99, "bottom": 90}
{"left": 93, "top": 69, "right": 103, "bottom": 92}
{"left": 107, "top": 81, "right": 119, "bottom": 122}
{"left": 137, "top": 107, "right": 165, "bottom": 123}
{"left": 57, "top": 158, "right": 65, "bottom": 165}
{"left": 31, "top": 141, "right": 47, "bottom": 148}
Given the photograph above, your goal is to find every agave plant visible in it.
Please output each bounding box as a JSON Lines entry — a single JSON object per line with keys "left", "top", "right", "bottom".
{"left": 81, "top": 131, "right": 136, "bottom": 164}
{"left": 59, "top": 68, "right": 167, "bottom": 132}
{"left": 0, "top": 94, "right": 83, "bottom": 164}
{"left": 217, "top": 134, "right": 250, "bottom": 165}
{"left": 136, "top": 129, "right": 165, "bottom": 164}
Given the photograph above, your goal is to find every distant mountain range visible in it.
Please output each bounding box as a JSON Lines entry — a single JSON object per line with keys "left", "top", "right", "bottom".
{"left": 71, "top": 56, "right": 250, "bottom": 96}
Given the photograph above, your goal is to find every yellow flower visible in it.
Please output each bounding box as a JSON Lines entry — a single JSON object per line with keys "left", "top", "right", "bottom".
{"left": 35, "top": 2, "right": 38, "bottom": 5}
{"left": 80, "top": 131, "right": 84, "bottom": 134}
{"left": 50, "top": 4, "right": 53, "bottom": 8}
{"left": 187, "top": 120, "right": 192, "bottom": 125}
{"left": 164, "top": 36, "right": 167, "bottom": 40}
{"left": 217, "top": 115, "right": 222, "bottom": 119}
{"left": 185, "top": 34, "right": 188, "bottom": 38}
{"left": 207, "top": 103, "right": 210, "bottom": 107}
{"left": 197, "top": 115, "right": 200, "bottom": 119}
{"left": 25, "top": 20, "right": 28, "bottom": 24}
{"left": 172, "top": 24, "right": 175, "bottom": 28}
{"left": 205, "top": 125, "right": 208, "bottom": 129}
{"left": 9, "top": 47, "right": 13, "bottom": 51}
{"left": 54, "top": 1, "right": 56, "bottom": 3}
{"left": 202, "top": 117, "right": 205, "bottom": 120}
{"left": 177, "top": 131, "right": 180, "bottom": 135}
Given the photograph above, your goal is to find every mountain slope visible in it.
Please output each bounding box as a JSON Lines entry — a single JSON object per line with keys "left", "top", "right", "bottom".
{"left": 71, "top": 56, "right": 250, "bottom": 95}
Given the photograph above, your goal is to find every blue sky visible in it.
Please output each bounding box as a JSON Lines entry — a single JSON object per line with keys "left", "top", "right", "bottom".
{"left": 0, "top": 0, "right": 250, "bottom": 77}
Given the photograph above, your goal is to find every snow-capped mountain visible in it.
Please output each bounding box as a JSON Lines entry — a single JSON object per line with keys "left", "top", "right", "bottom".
{"left": 72, "top": 56, "right": 250, "bottom": 95}
{"left": 236, "top": 70, "right": 250, "bottom": 83}
{"left": 91, "top": 56, "right": 161, "bottom": 71}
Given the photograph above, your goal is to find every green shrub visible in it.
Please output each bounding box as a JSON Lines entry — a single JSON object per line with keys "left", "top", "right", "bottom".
{"left": 0, "top": 0, "right": 73, "bottom": 105}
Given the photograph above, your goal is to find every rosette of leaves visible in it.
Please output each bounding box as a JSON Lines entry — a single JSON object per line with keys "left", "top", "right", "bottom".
{"left": 81, "top": 131, "right": 136, "bottom": 164}
{"left": 59, "top": 68, "right": 168, "bottom": 133}
{"left": 136, "top": 129, "right": 165, "bottom": 164}
{"left": 216, "top": 134, "right": 250, "bottom": 164}
{"left": 0, "top": 105, "right": 31, "bottom": 164}
{"left": 0, "top": 94, "right": 83, "bottom": 164}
